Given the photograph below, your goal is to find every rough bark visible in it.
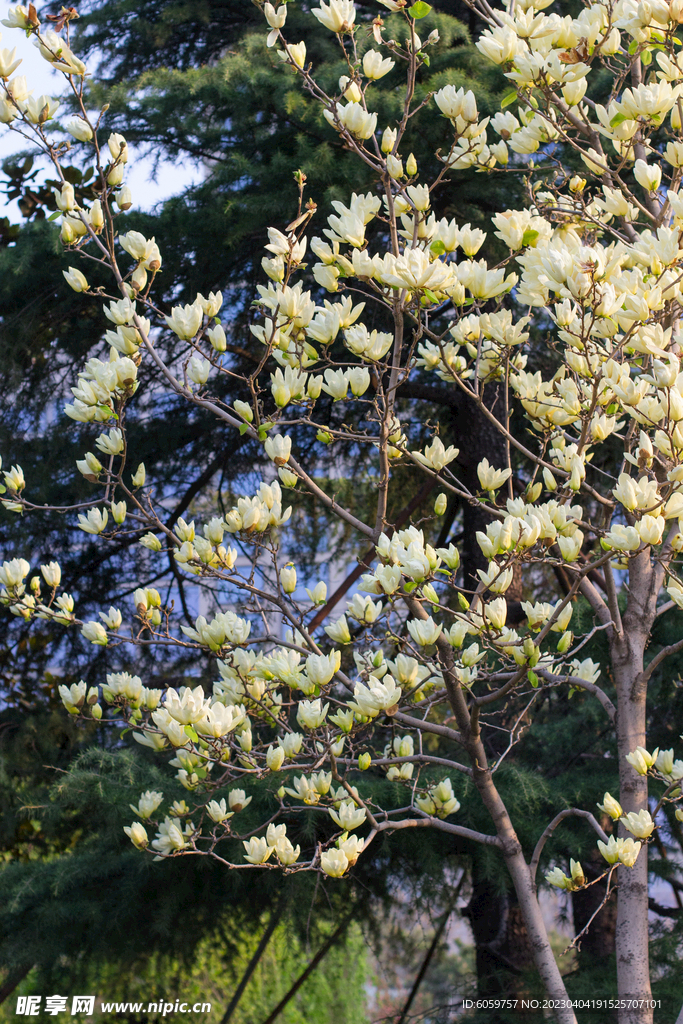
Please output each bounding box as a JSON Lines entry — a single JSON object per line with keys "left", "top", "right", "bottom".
{"left": 424, "top": 620, "right": 578, "bottom": 1024}
{"left": 407, "top": 385, "right": 585, "bottom": 1021}
{"left": 453, "top": 389, "right": 533, "bottom": 1004}
{"left": 611, "top": 549, "right": 656, "bottom": 1024}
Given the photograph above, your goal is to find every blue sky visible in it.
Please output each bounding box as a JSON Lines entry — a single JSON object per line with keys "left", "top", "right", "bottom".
{"left": 0, "top": 16, "right": 198, "bottom": 217}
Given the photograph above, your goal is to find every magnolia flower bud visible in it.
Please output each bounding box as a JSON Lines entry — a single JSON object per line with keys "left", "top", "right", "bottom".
{"left": 381, "top": 126, "right": 397, "bottom": 153}
{"left": 107, "top": 162, "right": 125, "bottom": 187}
{"left": 41, "top": 561, "right": 61, "bottom": 588}
{"left": 339, "top": 75, "right": 361, "bottom": 103}
{"left": 82, "top": 621, "right": 109, "bottom": 645}
{"left": 63, "top": 267, "right": 88, "bottom": 292}
{"left": 285, "top": 41, "right": 306, "bottom": 69}
{"left": 54, "top": 182, "right": 75, "bottom": 212}
{"left": 88, "top": 199, "right": 104, "bottom": 232}
{"left": 60, "top": 219, "right": 77, "bottom": 245}
{"left": 386, "top": 154, "right": 403, "bottom": 178}
{"left": 625, "top": 746, "right": 658, "bottom": 775}
{"left": 556, "top": 630, "right": 572, "bottom": 653}
{"left": 406, "top": 153, "right": 417, "bottom": 176}
{"left": 111, "top": 500, "right": 127, "bottom": 524}
{"left": 131, "top": 265, "right": 148, "bottom": 292}
{"left": 233, "top": 400, "right": 253, "bottom": 422}
{"left": 434, "top": 493, "right": 447, "bottom": 516}
{"left": 266, "top": 744, "right": 286, "bottom": 771}
{"left": 65, "top": 117, "right": 93, "bottom": 142}
{"left": 124, "top": 822, "right": 149, "bottom": 849}
{"left": 562, "top": 79, "right": 587, "bottom": 107}
{"left": 116, "top": 185, "right": 133, "bottom": 211}
{"left": 140, "top": 533, "right": 162, "bottom": 552}
{"left": 633, "top": 159, "right": 662, "bottom": 194}
{"left": 597, "top": 792, "right": 623, "bottom": 820}
{"left": 108, "top": 132, "right": 128, "bottom": 163}
{"left": 278, "top": 467, "right": 298, "bottom": 488}
{"left": 208, "top": 324, "right": 227, "bottom": 352}
{"left": 280, "top": 565, "right": 297, "bottom": 593}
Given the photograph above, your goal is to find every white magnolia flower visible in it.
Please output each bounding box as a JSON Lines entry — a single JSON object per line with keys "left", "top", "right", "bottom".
{"left": 411, "top": 438, "right": 459, "bottom": 471}
{"left": 297, "top": 699, "right": 329, "bottom": 729}
{"left": 130, "top": 791, "right": 163, "bottom": 819}
{"left": 312, "top": 0, "right": 355, "bottom": 32}
{"left": 363, "top": 50, "right": 394, "bottom": 79}
{"left": 320, "top": 848, "right": 349, "bottom": 877}
{"left": 329, "top": 799, "right": 366, "bottom": 830}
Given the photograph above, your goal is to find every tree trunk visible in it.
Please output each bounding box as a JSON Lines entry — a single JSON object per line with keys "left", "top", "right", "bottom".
{"left": 611, "top": 550, "right": 655, "bottom": 1024}
{"left": 438, "top": 387, "right": 578, "bottom": 1021}
{"left": 504, "top": 849, "right": 578, "bottom": 1024}
{"left": 454, "top": 389, "right": 533, "bottom": 1006}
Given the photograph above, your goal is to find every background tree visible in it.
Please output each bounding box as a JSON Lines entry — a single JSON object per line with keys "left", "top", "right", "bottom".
{"left": 1, "top": 2, "right": 683, "bottom": 1024}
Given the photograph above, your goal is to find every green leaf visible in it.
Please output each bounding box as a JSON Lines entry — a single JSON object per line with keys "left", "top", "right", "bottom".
{"left": 0, "top": 484, "right": 5, "bottom": 494}
{"left": 430, "top": 239, "right": 446, "bottom": 256}
{"left": 63, "top": 166, "right": 83, "bottom": 185}
{"left": 521, "top": 228, "right": 539, "bottom": 247}
{"left": 528, "top": 670, "right": 539, "bottom": 688}
{"left": 501, "top": 89, "right": 518, "bottom": 109}
{"left": 238, "top": 422, "right": 249, "bottom": 435}
{"left": 609, "top": 112, "right": 627, "bottom": 127}
{"left": 640, "top": 48, "right": 652, "bottom": 65}
{"left": 403, "top": 581, "right": 418, "bottom": 593}
{"left": 421, "top": 54, "right": 430, "bottom": 67}
{"left": 258, "top": 426, "right": 268, "bottom": 441}
{"left": 184, "top": 724, "right": 199, "bottom": 743}
{"left": 48, "top": 210, "right": 61, "bottom": 221}
{"left": 628, "top": 39, "right": 639, "bottom": 55}
{"left": 423, "top": 288, "right": 440, "bottom": 304}
{"left": 409, "top": 1, "right": 432, "bottom": 18}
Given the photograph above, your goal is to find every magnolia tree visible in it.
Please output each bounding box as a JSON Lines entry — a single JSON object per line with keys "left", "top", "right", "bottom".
{"left": 3, "top": 0, "right": 683, "bottom": 1019}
